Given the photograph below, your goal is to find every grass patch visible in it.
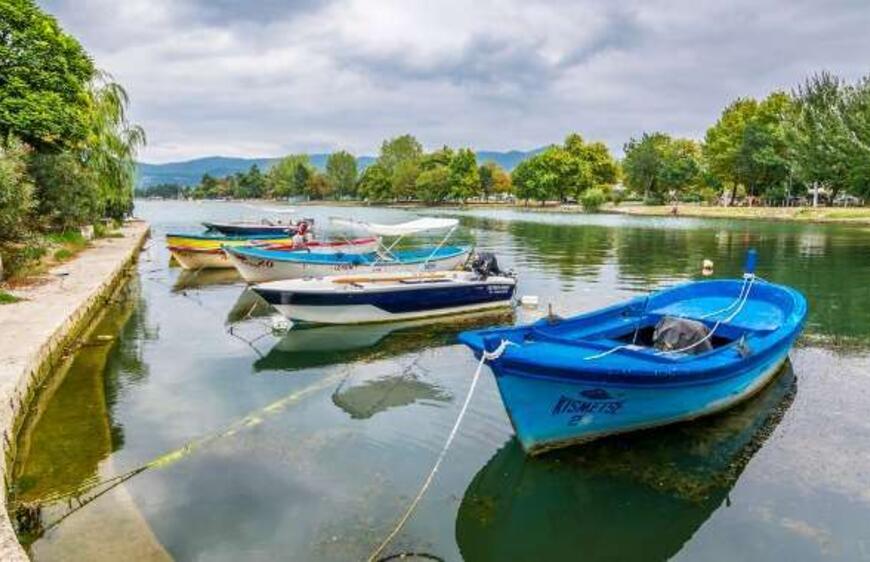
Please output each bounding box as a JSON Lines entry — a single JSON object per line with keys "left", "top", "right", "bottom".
{"left": 1, "top": 229, "right": 91, "bottom": 282}
{"left": 53, "top": 248, "right": 73, "bottom": 261}
{"left": 0, "top": 291, "right": 21, "bottom": 305}
{"left": 45, "top": 230, "right": 88, "bottom": 248}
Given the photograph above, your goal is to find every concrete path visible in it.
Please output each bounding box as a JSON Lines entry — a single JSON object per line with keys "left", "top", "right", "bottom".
{"left": 0, "top": 221, "right": 150, "bottom": 561}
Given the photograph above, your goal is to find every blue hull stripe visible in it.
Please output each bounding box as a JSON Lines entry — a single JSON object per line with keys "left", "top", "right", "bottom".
{"left": 255, "top": 283, "right": 516, "bottom": 314}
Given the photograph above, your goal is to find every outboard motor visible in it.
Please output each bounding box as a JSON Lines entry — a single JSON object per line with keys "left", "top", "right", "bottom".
{"left": 468, "top": 252, "right": 503, "bottom": 278}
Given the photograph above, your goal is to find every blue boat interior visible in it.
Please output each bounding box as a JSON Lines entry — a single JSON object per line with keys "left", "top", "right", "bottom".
{"left": 462, "top": 279, "right": 805, "bottom": 369}
{"left": 230, "top": 245, "right": 469, "bottom": 265}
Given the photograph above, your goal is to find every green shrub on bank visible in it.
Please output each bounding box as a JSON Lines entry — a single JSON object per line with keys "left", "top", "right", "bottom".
{"left": 581, "top": 187, "right": 607, "bottom": 212}
{"left": 0, "top": 140, "right": 35, "bottom": 242}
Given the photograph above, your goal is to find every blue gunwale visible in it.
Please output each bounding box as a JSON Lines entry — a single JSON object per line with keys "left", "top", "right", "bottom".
{"left": 459, "top": 279, "right": 807, "bottom": 387}
{"left": 225, "top": 244, "right": 470, "bottom": 265}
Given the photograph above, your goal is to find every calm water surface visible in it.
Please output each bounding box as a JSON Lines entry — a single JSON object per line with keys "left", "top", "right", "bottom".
{"left": 11, "top": 201, "right": 870, "bottom": 561}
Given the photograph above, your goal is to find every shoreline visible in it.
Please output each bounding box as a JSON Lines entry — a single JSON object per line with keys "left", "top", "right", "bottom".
{"left": 277, "top": 199, "right": 870, "bottom": 226}
{"left": 0, "top": 220, "right": 150, "bottom": 560}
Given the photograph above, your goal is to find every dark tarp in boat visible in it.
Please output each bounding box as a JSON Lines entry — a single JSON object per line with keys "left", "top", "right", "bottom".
{"left": 653, "top": 316, "right": 712, "bottom": 355}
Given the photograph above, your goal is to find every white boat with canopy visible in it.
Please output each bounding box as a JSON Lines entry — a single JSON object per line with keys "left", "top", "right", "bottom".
{"left": 225, "top": 216, "right": 470, "bottom": 283}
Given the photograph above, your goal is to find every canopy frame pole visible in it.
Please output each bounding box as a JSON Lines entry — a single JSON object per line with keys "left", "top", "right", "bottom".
{"left": 421, "top": 224, "right": 457, "bottom": 269}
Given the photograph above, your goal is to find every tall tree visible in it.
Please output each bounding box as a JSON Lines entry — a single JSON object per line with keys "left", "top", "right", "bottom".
{"left": 415, "top": 166, "right": 451, "bottom": 203}
{"left": 448, "top": 148, "right": 480, "bottom": 202}
{"left": 266, "top": 154, "right": 313, "bottom": 197}
{"left": 305, "top": 172, "right": 332, "bottom": 200}
{"left": 792, "top": 72, "right": 870, "bottom": 201}
{"left": 82, "top": 74, "right": 146, "bottom": 219}
{"left": 703, "top": 98, "right": 757, "bottom": 204}
{"left": 0, "top": 0, "right": 95, "bottom": 150}
{"left": 325, "top": 150, "right": 357, "bottom": 199}
{"left": 356, "top": 163, "right": 392, "bottom": 201}
{"left": 623, "top": 132, "right": 693, "bottom": 202}
{"left": 378, "top": 134, "right": 423, "bottom": 174}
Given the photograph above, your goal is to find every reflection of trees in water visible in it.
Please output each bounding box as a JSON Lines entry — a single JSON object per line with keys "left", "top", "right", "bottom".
{"left": 456, "top": 364, "right": 797, "bottom": 562}
{"left": 506, "top": 220, "right": 612, "bottom": 281}
{"left": 12, "top": 277, "right": 155, "bottom": 507}
{"left": 615, "top": 227, "right": 727, "bottom": 288}
{"left": 614, "top": 224, "right": 870, "bottom": 340}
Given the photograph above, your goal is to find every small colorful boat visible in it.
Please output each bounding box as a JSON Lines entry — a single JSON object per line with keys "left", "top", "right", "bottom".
{"left": 202, "top": 219, "right": 311, "bottom": 236}
{"left": 166, "top": 232, "right": 292, "bottom": 251}
{"left": 227, "top": 217, "right": 470, "bottom": 283}
{"left": 252, "top": 259, "right": 514, "bottom": 324}
{"left": 226, "top": 245, "right": 471, "bottom": 283}
{"left": 459, "top": 270, "right": 807, "bottom": 455}
{"left": 167, "top": 232, "right": 293, "bottom": 270}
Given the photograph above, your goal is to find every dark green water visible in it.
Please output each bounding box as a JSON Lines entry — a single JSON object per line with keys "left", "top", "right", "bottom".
{"left": 11, "top": 201, "right": 870, "bottom": 561}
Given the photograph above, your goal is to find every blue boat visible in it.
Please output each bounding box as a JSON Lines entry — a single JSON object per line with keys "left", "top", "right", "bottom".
{"left": 459, "top": 273, "right": 807, "bottom": 455}
{"left": 225, "top": 244, "right": 471, "bottom": 283}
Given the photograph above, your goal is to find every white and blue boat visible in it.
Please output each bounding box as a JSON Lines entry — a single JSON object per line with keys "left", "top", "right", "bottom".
{"left": 225, "top": 217, "right": 471, "bottom": 283}
{"left": 459, "top": 259, "right": 807, "bottom": 455}
{"left": 253, "top": 263, "right": 516, "bottom": 325}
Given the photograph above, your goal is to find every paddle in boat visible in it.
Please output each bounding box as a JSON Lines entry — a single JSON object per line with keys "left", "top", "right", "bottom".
{"left": 252, "top": 253, "right": 516, "bottom": 325}
{"left": 166, "top": 231, "right": 293, "bottom": 270}
{"left": 459, "top": 251, "right": 807, "bottom": 455}
{"left": 225, "top": 217, "right": 471, "bottom": 283}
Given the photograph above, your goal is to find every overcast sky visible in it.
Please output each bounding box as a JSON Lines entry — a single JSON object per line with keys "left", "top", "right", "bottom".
{"left": 40, "top": 0, "right": 870, "bottom": 163}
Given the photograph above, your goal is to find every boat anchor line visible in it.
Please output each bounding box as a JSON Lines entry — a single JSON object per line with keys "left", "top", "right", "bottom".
{"left": 366, "top": 339, "right": 514, "bottom": 562}
{"left": 14, "top": 367, "right": 354, "bottom": 538}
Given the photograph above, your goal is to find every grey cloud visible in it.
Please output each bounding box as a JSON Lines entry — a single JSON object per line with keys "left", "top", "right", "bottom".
{"left": 36, "top": 0, "right": 870, "bottom": 162}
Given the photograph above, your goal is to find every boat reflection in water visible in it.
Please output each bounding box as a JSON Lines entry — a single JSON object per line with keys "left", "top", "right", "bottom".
{"left": 253, "top": 309, "right": 515, "bottom": 373}
{"left": 332, "top": 370, "right": 451, "bottom": 419}
{"left": 171, "top": 268, "right": 241, "bottom": 292}
{"left": 456, "top": 363, "right": 797, "bottom": 562}
{"left": 225, "top": 288, "right": 274, "bottom": 324}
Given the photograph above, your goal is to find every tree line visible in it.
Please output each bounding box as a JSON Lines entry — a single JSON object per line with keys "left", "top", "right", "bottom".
{"left": 0, "top": 0, "right": 144, "bottom": 274}
{"left": 164, "top": 71, "right": 870, "bottom": 209}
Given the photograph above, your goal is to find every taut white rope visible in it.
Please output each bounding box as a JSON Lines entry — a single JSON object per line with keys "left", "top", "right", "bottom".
{"left": 365, "top": 339, "right": 514, "bottom": 562}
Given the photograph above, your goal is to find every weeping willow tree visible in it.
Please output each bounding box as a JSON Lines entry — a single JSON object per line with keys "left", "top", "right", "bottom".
{"left": 82, "top": 72, "right": 146, "bottom": 220}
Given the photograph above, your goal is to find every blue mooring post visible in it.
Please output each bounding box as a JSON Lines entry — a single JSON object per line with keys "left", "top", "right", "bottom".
{"left": 744, "top": 248, "right": 758, "bottom": 277}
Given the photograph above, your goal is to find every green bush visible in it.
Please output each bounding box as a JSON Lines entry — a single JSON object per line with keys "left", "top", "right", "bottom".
{"left": 581, "top": 187, "right": 607, "bottom": 212}
{"left": 29, "top": 152, "right": 101, "bottom": 231}
{"left": 0, "top": 139, "right": 35, "bottom": 242}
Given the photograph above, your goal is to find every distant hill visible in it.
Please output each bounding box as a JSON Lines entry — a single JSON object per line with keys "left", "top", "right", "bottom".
{"left": 136, "top": 149, "right": 541, "bottom": 188}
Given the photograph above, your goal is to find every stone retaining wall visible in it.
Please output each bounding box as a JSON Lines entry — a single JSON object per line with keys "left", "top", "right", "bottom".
{"left": 0, "top": 221, "right": 150, "bottom": 560}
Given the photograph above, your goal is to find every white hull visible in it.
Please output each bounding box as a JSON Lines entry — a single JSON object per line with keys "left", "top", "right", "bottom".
{"left": 272, "top": 299, "right": 512, "bottom": 325}
{"left": 170, "top": 249, "right": 234, "bottom": 270}
{"left": 227, "top": 251, "right": 470, "bottom": 283}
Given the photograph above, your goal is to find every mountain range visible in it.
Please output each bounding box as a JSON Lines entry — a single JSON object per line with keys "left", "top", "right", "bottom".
{"left": 135, "top": 149, "right": 541, "bottom": 188}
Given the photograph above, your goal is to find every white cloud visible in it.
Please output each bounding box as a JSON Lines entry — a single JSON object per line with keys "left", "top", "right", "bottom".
{"left": 39, "top": 0, "right": 870, "bottom": 162}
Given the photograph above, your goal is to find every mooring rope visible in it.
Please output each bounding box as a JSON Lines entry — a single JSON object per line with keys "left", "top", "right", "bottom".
{"left": 656, "top": 275, "right": 756, "bottom": 356}
{"left": 366, "top": 339, "right": 514, "bottom": 562}
{"left": 25, "top": 367, "right": 352, "bottom": 534}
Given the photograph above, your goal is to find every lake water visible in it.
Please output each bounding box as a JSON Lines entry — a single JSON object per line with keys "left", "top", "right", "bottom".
{"left": 11, "top": 200, "right": 870, "bottom": 561}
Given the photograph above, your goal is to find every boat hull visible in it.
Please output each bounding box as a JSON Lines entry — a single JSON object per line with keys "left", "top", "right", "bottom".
{"left": 490, "top": 346, "right": 791, "bottom": 455}
{"left": 169, "top": 247, "right": 235, "bottom": 270}
{"left": 226, "top": 248, "right": 471, "bottom": 283}
{"left": 166, "top": 233, "right": 291, "bottom": 251}
{"left": 255, "top": 275, "right": 516, "bottom": 324}
{"left": 203, "top": 222, "right": 301, "bottom": 236}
